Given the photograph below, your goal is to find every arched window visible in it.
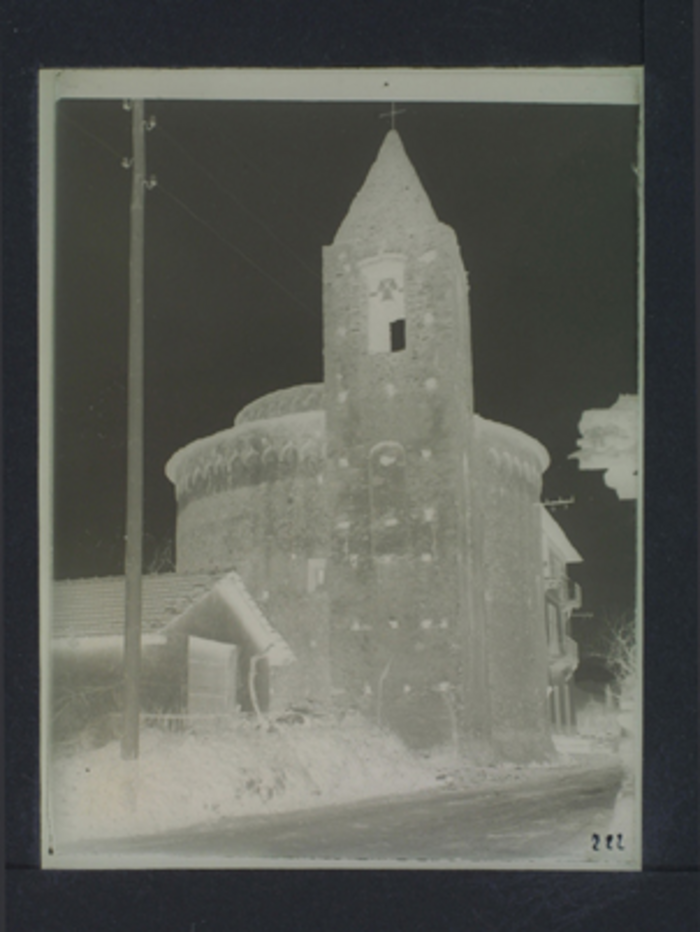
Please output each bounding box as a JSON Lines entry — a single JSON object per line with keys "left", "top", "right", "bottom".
{"left": 228, "top": 453, "right": 244, "bottom": 485}
{"left": 369, "top": 442, "right": 407, "bottom": 556}
{"left": 300, "top": 439, "right": 321, "bottom": 476}
{"left": 279, "top": 442, "right": 298, "bottom": 477}
{"left": 261, "top": 446, "right": 278, "bottom": 482}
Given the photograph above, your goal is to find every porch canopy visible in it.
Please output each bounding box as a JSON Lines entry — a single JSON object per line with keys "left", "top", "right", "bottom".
{"left": 163, "top": 571, "right": 295, "bottom": 667}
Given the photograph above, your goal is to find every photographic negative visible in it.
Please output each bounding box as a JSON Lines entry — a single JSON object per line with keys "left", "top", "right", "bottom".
{"left": 40, "top": 69, "right": 643, "bottom": 868}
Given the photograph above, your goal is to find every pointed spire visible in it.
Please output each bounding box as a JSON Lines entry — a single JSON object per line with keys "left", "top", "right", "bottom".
{"left": 334, "top": 131, "right": 439, "bottom": 245}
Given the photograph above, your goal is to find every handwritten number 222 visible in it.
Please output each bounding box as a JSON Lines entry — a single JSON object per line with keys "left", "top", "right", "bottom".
{"left": 592, "top": 833, "right": 624, "bottom": 851}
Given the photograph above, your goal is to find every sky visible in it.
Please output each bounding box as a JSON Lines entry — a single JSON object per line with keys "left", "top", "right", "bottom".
{"left": 51, "top": 98, "right": 640, "bottom": 630}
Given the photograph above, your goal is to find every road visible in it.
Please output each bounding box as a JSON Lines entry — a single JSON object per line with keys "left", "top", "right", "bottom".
{"left": 68, "top": 758, "right": 628, "bottom": 866}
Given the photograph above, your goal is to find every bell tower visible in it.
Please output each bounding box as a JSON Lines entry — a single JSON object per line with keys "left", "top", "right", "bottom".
{"left": 322, "top": 130, "right": 490, "bottom": 751}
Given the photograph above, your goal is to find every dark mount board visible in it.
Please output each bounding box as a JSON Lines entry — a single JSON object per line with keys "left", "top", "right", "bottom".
{"left": 2, "top": 1, "right": 697, "bottom": 931}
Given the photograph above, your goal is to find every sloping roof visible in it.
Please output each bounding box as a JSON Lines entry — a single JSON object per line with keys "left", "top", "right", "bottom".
{"left": 164, "top": 571, "right": 296, "bottom": 668}
{"left": 51, "top": 573, "right": 221, "bottom": 639}
{"left": 475, "top": 415, "right": 550, "bottom": 473}
{"left": 541, "top": 508, "right": 583, "bottom": 565}
{"left": 334, "top": 130, "right": 439, "bottom": 245}
{"left": 234, "top": 383, "right": 325, "bottom": 426}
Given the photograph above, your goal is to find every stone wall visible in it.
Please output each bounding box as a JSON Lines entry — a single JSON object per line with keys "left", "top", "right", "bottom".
{"left": 167, "top": 403, "right": 332, "bottom": 709}
{"left": 475, "top": 416, "right": 554, "bottom": 760}
{"left": 166, "top": 406, "right": 325, "bottom": 512}
{"left": 322, "top": 215, "right": 486, "bottom": 750}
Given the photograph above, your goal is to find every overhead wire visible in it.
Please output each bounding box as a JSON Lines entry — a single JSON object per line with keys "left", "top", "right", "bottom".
{"left": 157, "top": 124, "right": 321, "bottom": 282}
{"left": 198, "top": 111, "right": 331, "bottom": 242}
{"left": 155, "top": 180, "right": 319, "bottom": 320}
{"left": 61, "top": 114, "right": 322, "bottom": 325}
{"left": 62, "top": 113, "right": 125, "bottom": 162}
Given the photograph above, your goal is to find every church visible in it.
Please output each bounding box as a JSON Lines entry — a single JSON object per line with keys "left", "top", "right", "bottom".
{"left": 163, "top": 129, "right": 575, "bottom": 762}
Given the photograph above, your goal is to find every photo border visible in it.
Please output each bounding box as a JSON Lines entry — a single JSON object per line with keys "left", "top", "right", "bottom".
{"left": 3, "top": 0, "right": 697, "bottom": 927}
{"left": 38, "top": 66, "right": 645, "bottom": 873}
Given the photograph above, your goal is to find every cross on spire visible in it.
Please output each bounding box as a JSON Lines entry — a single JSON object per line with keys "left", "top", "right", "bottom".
{"left": 379, "top": 102, "right": 407, "bottom": 130}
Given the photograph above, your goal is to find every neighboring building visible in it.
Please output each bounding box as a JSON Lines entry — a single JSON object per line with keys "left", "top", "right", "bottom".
{"left": 162, "top": 130, "right": 577, "bottom": 761}
{"left": 540, "top": 509, "right": 584, "bottom": 734}
{"left": 51, "top": 571, "right": 297, "bottom": 737}
{"left": 51, "top": 573, "right": 214, "bottom": 739}
{"left": 51, "top": 573, "right": 216, "bottom": 642}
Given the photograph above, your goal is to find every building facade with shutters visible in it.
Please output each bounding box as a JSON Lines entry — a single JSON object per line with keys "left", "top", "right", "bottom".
{"left": 541, "top": 508, "right": 584, "bottom": 735}
{"left": 164, "top": 130, "right": 581, "bottom": 761}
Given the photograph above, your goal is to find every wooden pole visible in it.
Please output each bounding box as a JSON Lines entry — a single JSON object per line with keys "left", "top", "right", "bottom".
{"left": 122, "top": 99, "right": 146, "bottom": 760}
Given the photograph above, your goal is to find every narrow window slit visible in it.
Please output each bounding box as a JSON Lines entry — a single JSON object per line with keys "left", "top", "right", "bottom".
{"left": 390, "top": 318, "right": 406, "bottom": 352}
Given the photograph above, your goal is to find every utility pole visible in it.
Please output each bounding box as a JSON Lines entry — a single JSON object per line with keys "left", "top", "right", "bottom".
{"left": 122, "top": 99, "right": 146, "bottom": 760}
